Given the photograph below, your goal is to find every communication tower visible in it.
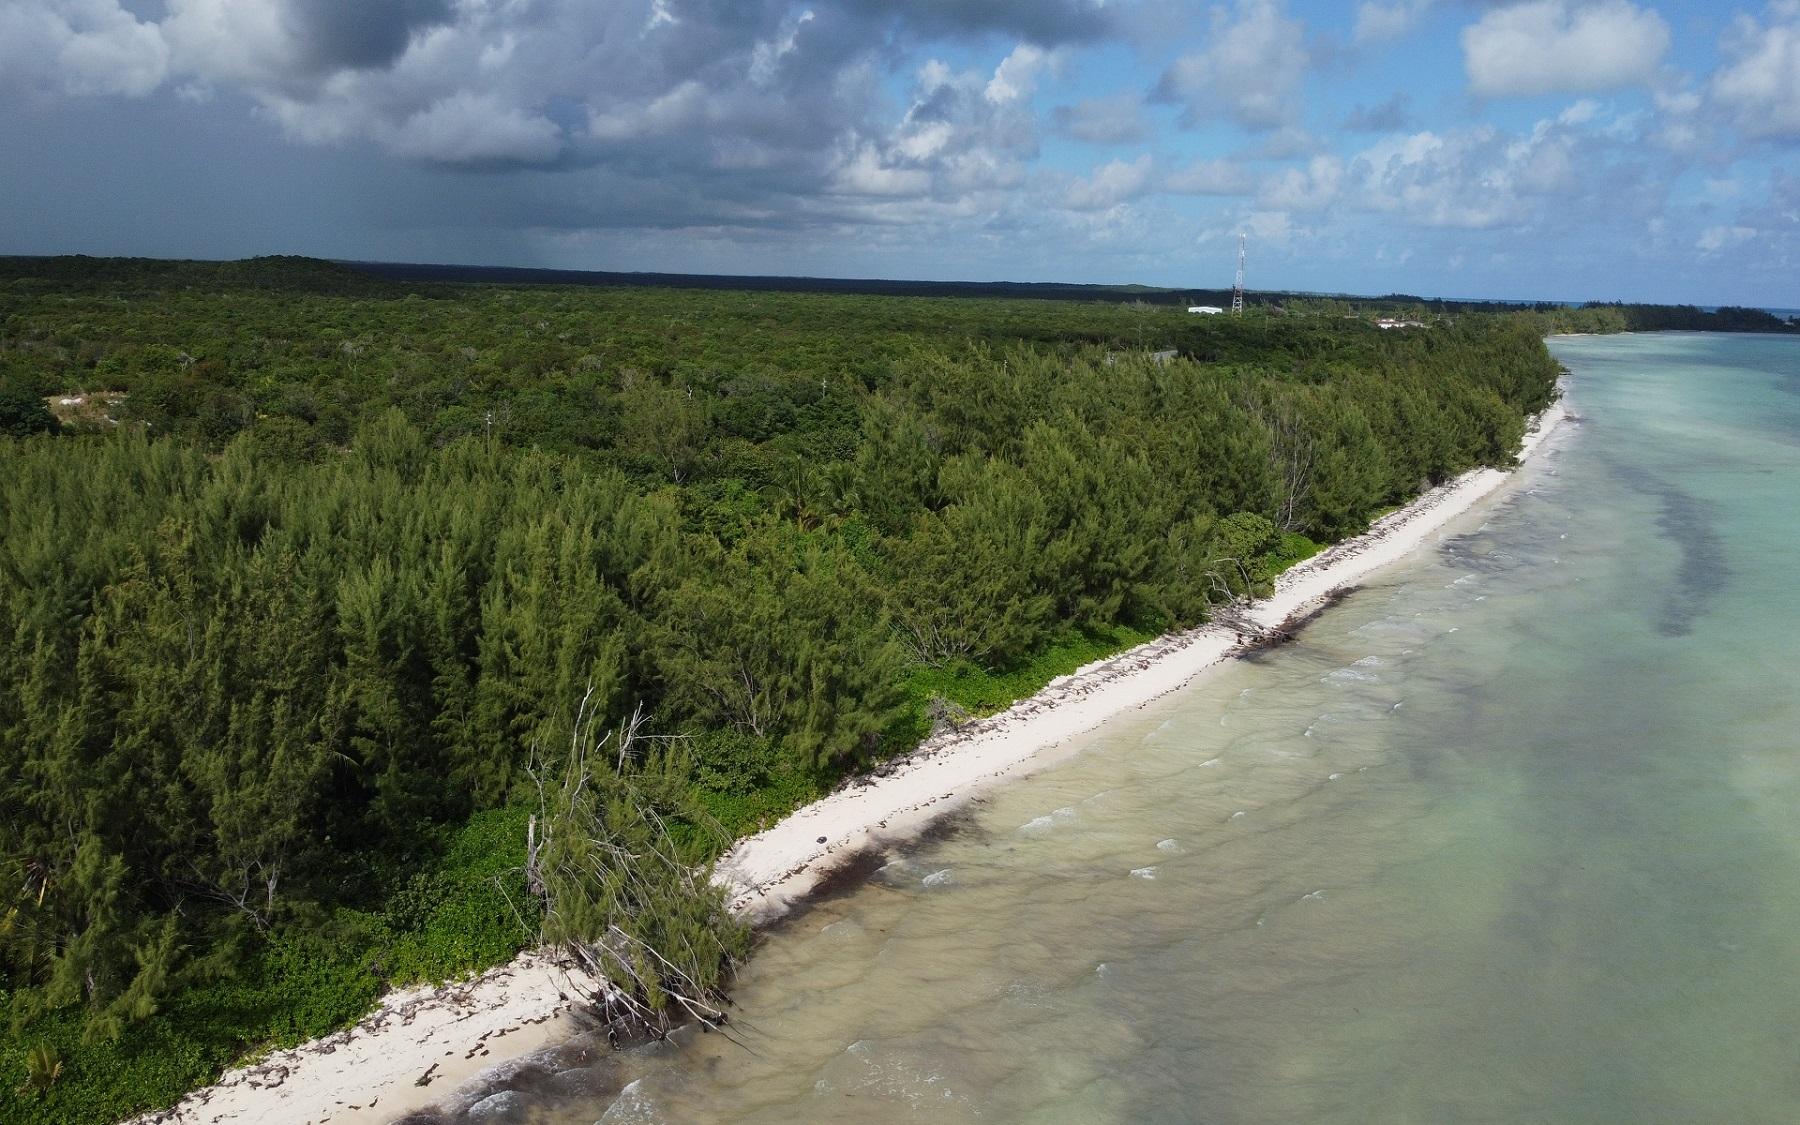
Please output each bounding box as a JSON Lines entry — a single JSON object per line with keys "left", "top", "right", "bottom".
{"left": 1231, "top": 232, "right": 1246, "bottom": 315}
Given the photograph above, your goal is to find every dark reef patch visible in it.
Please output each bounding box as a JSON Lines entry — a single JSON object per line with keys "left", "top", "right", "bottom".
{"left": 1612, "top": 463, "right": 1729, "bottom": 637}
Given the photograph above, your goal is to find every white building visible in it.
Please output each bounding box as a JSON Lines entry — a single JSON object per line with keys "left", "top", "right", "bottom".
{"left": 1187, "top": 305, "right": 1224, "bottom": 315}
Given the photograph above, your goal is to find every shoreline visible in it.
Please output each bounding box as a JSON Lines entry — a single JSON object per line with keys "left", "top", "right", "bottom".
{"left": 715, "top": 396, "right": 1570, "bottom": 922}
{"left": 132, "top": 397, "right": 1570, "bottom": 1125}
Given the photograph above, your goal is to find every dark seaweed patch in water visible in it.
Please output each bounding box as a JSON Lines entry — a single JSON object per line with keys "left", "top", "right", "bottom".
{"left": 805, "top": 845, "right": 891, "bottom": 900}
{"left": 1613, "top": 463, "right": 1728, "bottom": 637}
{"left": 1286, "top": 586, "right": 1359, "bottom": 635}
{"left": 1237, "top": 587, "right": 1359, "bottom": 663}
{"left": 915, "top": 802, "right": 986, "bottom": 847}
{"left": 1439, "top": 528, "right": 1529, "bottom": 576}
{"left": 761, "top": 806, "right": 988, "bottom": 933}
{"left": 760, "top": 846, "right": 891, "bottom": 933}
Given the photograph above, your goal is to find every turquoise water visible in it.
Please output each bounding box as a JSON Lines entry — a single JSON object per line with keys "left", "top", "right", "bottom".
{"left": 510, "top": 333, "right": 1800, "bottom": 1124}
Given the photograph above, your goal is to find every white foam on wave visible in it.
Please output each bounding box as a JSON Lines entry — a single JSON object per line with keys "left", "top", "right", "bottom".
{"left": 1018, "top": 805, "right": 1077, "bottom": 834}
{"left": 1130, "top": 866, "right": 1158, "bottom": 880}
{"left": 1221, "top": 687, "right": 1256, "bottom": 726}
{"left": 922, "top": 869, "right": 953, "bottom": 888}
{"left": 597, "top": 1078, "right": 658, "bottom": 1124}
{"left": 1199, "top": 757, "right": 1220, "bottom": 768}
{"left": 1156, "top": 838, "right": 1182, "bottom": 853}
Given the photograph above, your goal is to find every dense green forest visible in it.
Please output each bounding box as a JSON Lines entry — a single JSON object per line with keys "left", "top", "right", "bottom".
{"left": 1529, "top": 301, "right": 1798, "bottom": 334}
{"left": 0, "top": 258, "right": 1560, "bottom": 1122}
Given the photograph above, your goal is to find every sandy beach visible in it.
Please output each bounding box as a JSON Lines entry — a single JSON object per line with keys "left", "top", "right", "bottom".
{"left": 132, "top": 398, "right": 1569, "bottom": 1125}
{"left": 716, "top": 397, "right": 1570, "bottom": 921}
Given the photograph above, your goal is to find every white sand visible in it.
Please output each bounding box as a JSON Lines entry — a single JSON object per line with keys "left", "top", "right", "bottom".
{"left": 132, "top": 399, "right": 1567, "bottom": 1125}
{"left": 129, "top": 952, "right": 599, "bottom": 1125}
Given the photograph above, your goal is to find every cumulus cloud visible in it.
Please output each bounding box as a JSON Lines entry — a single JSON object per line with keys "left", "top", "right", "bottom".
{"left": 0, "top": 0, "right": 169, "bottom": 97}
{"left": 1462, "top": 0, "right": 1670, "bottom": 98}
{"left": 162, "top": 0, "right": 452, "bottom": 86}
{"left": 1247, "top": 125, "right": 1320, "bottom": 159}
{"left": 1697, "top": 224, "right": 1756, "bottom": 253}
{"left": 1342, "top": 94, "right": 1414, "bottom": 133}
{"left": 1238, "top": 209, "right": 1307, "bottom": 250}
{"left": 1688, "top": 170, "right": 1800, "bottom": 271}
{"left": 9, "top": 0, "right": 1091, "bottom": 182}
{"left": 1050, "top": 92, "right": 1150, "bottom": 144}
{"left": 1648, "top": 82, "right": 1707, "bottom": 154}
{"left": 1155, "top": 0, "right": 1308, "bottom": 130}
{"left": 386, "top": 92, "right": 563, "bottom": 165}
{"left": 816, "top": 48, "right": 1047, "bottom": 209}
{"left": 750, "top": 9, "right": 817, "bottom": 86}
{"left": 1710, "top": 2, "right": 1800, "bottom": 140}
{"left": 985, "top": 44, "right": 1055, "bottom": 104}
{"left": 1353, "top": 0, "right": 1438, "bottom": 47}
{"left": 1264, "top": 155, "right": 1345, "bottom": 210}
{"left": 1760, "top": 169, "right": 1800, "bottom": 226}
{"left": 1063, "top": 154, "right": 1155, "bottom": 210}
{"left": 1350, "top": 129, "right": 1523, "bottom": 227}
{"left": 168, "top": 1, "right": 887, "bottom": 170}
{"left": 831, "top": 141, "right": 935, "bottom": 197}
{"left": 1164, "top": 158, "right": 1256, "bottom": 195}
{"left": 1341, "top": 107, "right": 1644, "bottom": 230}
{"left": 6, "top": 0, "right": 1771, "bottom": 293}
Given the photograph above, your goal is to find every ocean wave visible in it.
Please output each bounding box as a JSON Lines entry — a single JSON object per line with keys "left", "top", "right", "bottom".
{"left": 1018, "top": 805, "right": 1077, "bottom": 834}
{"left": 597, "top": 1078, "right": 661, "bottom": 1124}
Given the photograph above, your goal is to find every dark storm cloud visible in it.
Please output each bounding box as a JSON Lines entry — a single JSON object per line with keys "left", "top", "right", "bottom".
{"left": 9, "top": 0, "right": 1793, "bottom": 307}
{"left": 287, "top": 0, "right": 453, "bottom": 74}
{"left": 834, "top": 0, "right": 1116, "bottom": 44}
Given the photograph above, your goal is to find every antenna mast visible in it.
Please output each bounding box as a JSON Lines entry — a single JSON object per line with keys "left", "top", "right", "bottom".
{"left": 1231, "top": 232, "right": 1246, "bottom": 315}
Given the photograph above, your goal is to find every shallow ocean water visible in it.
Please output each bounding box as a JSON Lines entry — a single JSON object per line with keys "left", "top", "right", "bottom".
{"left": 509, "top": 333, "right": 1800, "bottom": 1124}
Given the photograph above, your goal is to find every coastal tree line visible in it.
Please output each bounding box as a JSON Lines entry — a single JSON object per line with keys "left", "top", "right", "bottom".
{"left": 0, "top": 259, "right": 1560, "bottom": 1122}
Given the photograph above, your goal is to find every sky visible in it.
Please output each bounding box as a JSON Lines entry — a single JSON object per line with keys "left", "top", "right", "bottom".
{"left": 1, "top": 0, "right": 1797, "bottom": 305}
